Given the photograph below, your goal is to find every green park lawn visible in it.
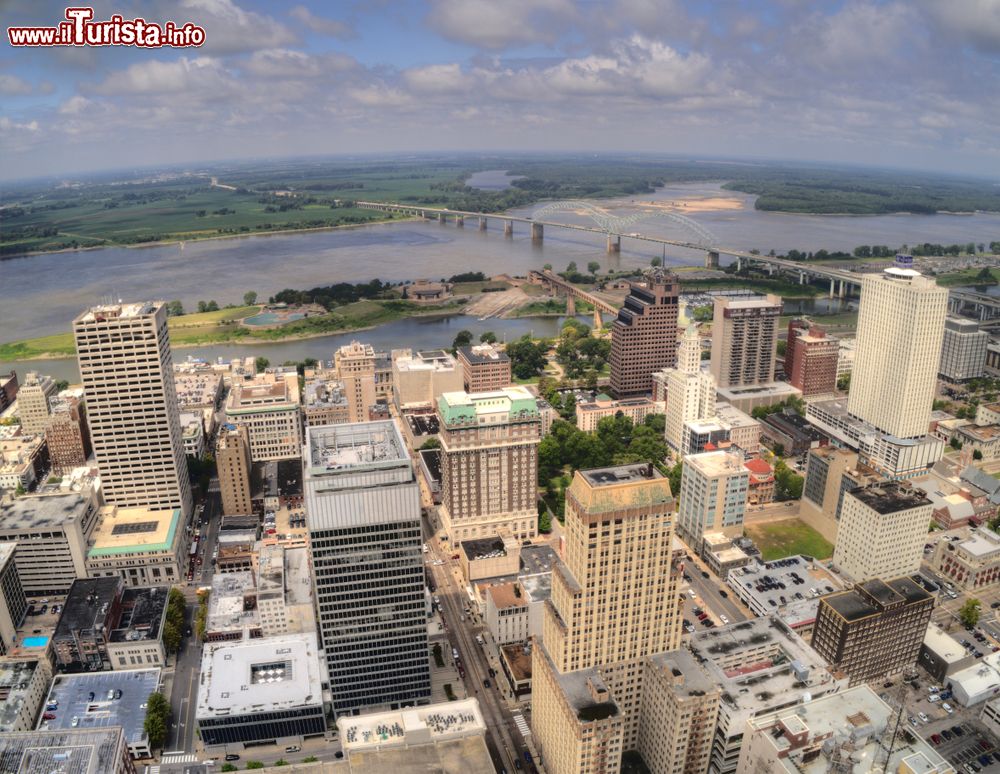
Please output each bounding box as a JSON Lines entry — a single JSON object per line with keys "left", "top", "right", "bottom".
{"left": 745, "top": 517, "right": 834, "bottom": 561}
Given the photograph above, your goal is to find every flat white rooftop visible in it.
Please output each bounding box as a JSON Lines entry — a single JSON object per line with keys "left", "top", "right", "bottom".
{"left": 196, "top": 633, "right": 324, "bottom": 719}
{"left": 337, "top": 698, "right": 485, "bottom": 751}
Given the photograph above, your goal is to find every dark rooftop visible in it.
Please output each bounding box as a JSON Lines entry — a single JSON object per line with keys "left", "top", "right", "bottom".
{"left": 220, "top": 514, "right": 259, "bottom": 531}
{"left": 0, "top": 492, "right": 90, "bottom": 530}
{"left": 761, "top": 411, "right": 828, "bottom": 442}
{"left": 419, "top": 448, "right": 442, "bottom": 484}
{"left": 848, "top": 480, "right": 932, "bottom": 515}
{"left": 458, "top": 345, "right": 510, "bottom": 365}
{"left": 108, "top": 586, "right": 168, "bottom": 644}
{"left": 276, "top": 459, "right": 302, "bottom": 496}
{"left": 407, "top": 413, "right": 440, "bottom": 437}
{"left": 54, "top": 577, "right": 123, "bottom": 639}
{"left": 824, "top": 577, "right": 932, "bottom": 622}
{"left": 580, "top": 463, "right": 661, "bottom": 487}
{"left": 461, "top": 536, "right": 506, "bottom": 560}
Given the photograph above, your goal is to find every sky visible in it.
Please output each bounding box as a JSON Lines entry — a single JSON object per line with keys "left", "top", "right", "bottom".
{"left": 2, "top": 0, "right": 999, "bottom": 181}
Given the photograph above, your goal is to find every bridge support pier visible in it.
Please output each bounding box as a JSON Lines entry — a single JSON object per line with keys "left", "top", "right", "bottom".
{"left": 799, "top": 272, "right": 806, "bottom": 285}
{"left": 706, "top": 250, "right": 719, "bottom": 269}
{"left": 829, "top": 279, "right": 835, "bottom": 299}
{"left": 531, "top": 223, "right": 544, "bottom": 242}
{"left": 736, "top": 258, "right": 742, "bottom": 273}
{"left": 566, "top": 294, "right": 576, "bottom": 316}
{"left": 479, "top": 216, "right": 487, "bottom": 231}
{"left": 504, "top": 220, "right": 513, "bottom": 238}
{"left": 839, "top": 281, "right": 846, "bottom": 299}
{"left": 455, "top": 215, "right": 464, "bottom": 228}
{"left": 438, "top": 213, "right": 445, "bottom": 224}
{"left": 607, "top": 235, "right": 621, "bottom": 254}
{"left": 594, "top": 310, "right": 602, "bottom": 328}
{"left": 768, "top": 265, "right": 775, "bottom": 276}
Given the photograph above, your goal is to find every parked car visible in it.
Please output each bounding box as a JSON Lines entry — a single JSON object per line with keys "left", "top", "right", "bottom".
{"left": 225, "top": 754, "right": 240, "bottom": 761}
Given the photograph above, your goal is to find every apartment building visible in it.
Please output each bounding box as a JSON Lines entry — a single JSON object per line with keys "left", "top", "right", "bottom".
{"left": 576, "top": 395, "right": 657, "bottom": 433}
{"left": 72, "top": 302, "right": 192, "bottom": 518}
{"left": 225, "top": 372, "right": 303, "bottom": 462}
{"left": 457, "top": 343, "right": 511, "bottom": 394}
{"left": 0, "top": 490, "right": 100, "bottom": 595}
{"left": 677, "top": 450, "right": 749, "bottom": 550}
{"left": 15, "top": 371, "right": 56, "bottom": 435}
{"left": 609, "top": 268, "right": 680, "bottom": 397}
{"left": 783, "top": 319, "right": 838, "bottom": 397}
{"left": 437, "top": 387, "right": 541, "bottom": 542}
{"left": 305, "top": 421, "right": 430, "bottom": 715}
{"left": 638, "top": 649, "right": 720, "bottom": 774}
{"left": 46, "top": 391, "right": 91, "bottom": 473}
{"left": 335, "top": 341, "right": 378, "bottom": 422}
{"left": 664, "top": 325, "right": 717, "bottom": 453}
{"left": 710, "top": 294, "right": 782, "bottom": 388}
{"left": 216, "top": 424, "right": 253, "bottom": 515}
{"left": 532, "top": 464, "right": 683, "bottom": 770}
{"left": 812, "top": 577, "right": 934, "bottom": 683}
{"left": 832, "top": 480, "right": 933, "bottom": 582}
{"left": 847, "top": 265, "right": 948, "bottom": 439}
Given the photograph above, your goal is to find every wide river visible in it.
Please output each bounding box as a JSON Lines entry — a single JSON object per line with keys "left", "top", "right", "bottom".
{"left": 2, "top": 180, "right": 999, "bottom": 381}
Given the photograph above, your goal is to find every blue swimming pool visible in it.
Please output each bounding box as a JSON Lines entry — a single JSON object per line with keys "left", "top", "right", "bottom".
{"left": 21, "top": 635, "right": 49, "bottom": 648}
{"left": 243, "top": 311, "right": 306, "bottom": 326}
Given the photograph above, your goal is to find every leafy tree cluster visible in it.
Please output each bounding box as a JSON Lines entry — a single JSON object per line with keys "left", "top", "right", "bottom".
{"left": 448, "top": 271, "right": 487, "bottom": 282}
{"left": 556, "top": 319, "right": 610, "bottom": 380}
{"left": 773, "top": 459, "right": 804, "bottom": 501}
{"left": 163, "top": 587, "right": 187, "bottom": 654}
{"left": 196, "top": 300, "right": 220, "bottom": 313}
{"left": 143, "top": 692, "right": 171, "bottom": 750}
{"left": 195, "top": 589, "right": 210, "bottom": 639}
{"left": 506, "top": 335, "right": 549, "bottom": 380}
{"left": 166, "top": 300, "right": 185, "bottom": 317}
{"left": 751, "top": 396, "right": 805, "bottom": 420}
{"left": 539, "top": 415, "right": 669, "bottom": 516}
{"left": 270, "top": 279, "right": 389, "bottom": 309}
{"left": 959, "top": 598, "right": 982, "bottom": 628}
{"left": 690, "top": 305, "right": 713, "bottom": 322}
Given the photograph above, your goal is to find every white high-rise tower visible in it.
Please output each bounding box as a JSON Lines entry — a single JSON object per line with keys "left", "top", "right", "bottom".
{"left": 848, "top": 267, "right": 948, "bottom": 439}
{"left": 72, "top": 301, "right": 192, "bottom": 516}
{"left": 664, "top": 325, "right": 717, "bottom": 453}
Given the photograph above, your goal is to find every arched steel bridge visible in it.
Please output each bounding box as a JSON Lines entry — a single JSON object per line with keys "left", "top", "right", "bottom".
{"left": 532, "top": 200, "right": 718, "bottom": 249}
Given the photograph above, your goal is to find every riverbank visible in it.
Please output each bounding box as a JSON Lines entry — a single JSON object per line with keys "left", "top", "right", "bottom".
{"left": 0, "top": 299, "right": 466, "bottom": 362}
{"left": 0, "top": 215, "right": 416, "bottom": 261}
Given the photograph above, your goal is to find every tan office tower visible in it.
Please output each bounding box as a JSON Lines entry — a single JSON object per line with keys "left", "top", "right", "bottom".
{"left": 45, "top": 393, "right": 91, "bottom": 473}
{"left": 710, "top": 294, "right": 782, "bottom": 388}
{"left": 437, "top": 387, "right": 540, "bottom": 542}
{"left": 532, "top": 464, "right": 683, "bottom": 773}
{"left": 609, "top": 269, "right": 680, "bottom": 397}
{"left": 217, "top": 424, "right": 253, "bottom": 515}
{"left": 16, "top": 372, "right": 56, "bottom": 435}
{"left": 72, "top": 302, "right": 192, "bottom": 517}
{"left": 335, "top": 341, "right": 377, "bottom": 422}
{"left": 847, "top": 266, "right": 948, "bottom": 438}
{"left": 664, "top": 325, "right": 717, "bottom": 453}
{"left": 457, "top": 343, "right": 512, "bottom": 393}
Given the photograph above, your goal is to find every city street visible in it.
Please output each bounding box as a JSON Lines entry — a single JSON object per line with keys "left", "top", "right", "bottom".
{"left": 426, "top": 534, "right": 531, "bottom": 774}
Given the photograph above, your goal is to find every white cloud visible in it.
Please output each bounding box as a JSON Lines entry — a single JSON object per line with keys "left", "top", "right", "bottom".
{"left": 921, "top": 0, "right": 1000, "bottom": 53}
{"left": 91, "top": 57, "right": 236, "bottom": 98}
{"left": 0, "top": 74, "right": 33, "bottom": 96}
{"left": 178, "top": 0, "right": 296, "bottom": 53}
{"left": 427, "top": 0, "right": 576, "bottom": 49}
{"left": 242, "top": 49, "right": 355, "bottom": 79}
{"left": 58, "top": 96, "right": 93, "bottom": 115}
{"left": 402, "top": 63, "right": 468, "bottom": 94}
{"left": 289, "top": 5, "right": 354, "bottom": 39}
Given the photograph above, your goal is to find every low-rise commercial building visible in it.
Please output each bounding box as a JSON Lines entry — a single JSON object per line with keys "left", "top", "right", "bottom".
{"left": 714, "top": 402, "right": 761, "bottom": 454}
{"left": 0, "top": 429, "right": 49, "bottom": 492}
{"left": 485, "top": 581, "right": 530, "bottom": 645}
{"left": 932, "top": 527, "right": 1000, "bottom": 590}
{"left": 0, "top": 491, "right": 100, "bottom": 595}
{"left": 638, "top": 649, "right": 720, "bottom": 774}
{"left": 954, "top": 423, "right": 1000, "bottom": 460}
{"left": 52, "top": 577, "right": 124, "bottom": 672}
{"left": 41, "top": 668, "right": 160, "bottom": 758}
{"left": 759, "top": 411, "right": 828, "bottom": 456}
{"left": 811, "top": 576, "right": 934, "bottom": 684}
{"left": 701, "top": 532, "right": 751, "bottom": 579}
{"left": 0, "top": 657, "right": 51, "bottom": 732}
{"left": 301, "top": 374, "right": 350, "bottom": 426}
{"left": 0, "top": 727, "right": 136, "bottom": 774}
{"left": 947, "top": 650, "right": 1000, "bottom": 706}
{"left": 457, "top": 343, "right": 512, "bottom": 394}
{"left": 832, "top": 480, "right": 933, "bottom": 582}
{"left": 575, "top": 394, "right": 657, "bottom": 432}
{"left": 689, "top": 616, "right": 845, "bottom": 774}
{"left": 394, "top": 349, "right": 464, "bottom": 411}
{"left": 106, "top": 586, "right": 169, "bottom": 670}
{"left": 920, "top": 622, "right": 978, "bottom": 682}
{"left": 736, "top": 684, "right": 953, "bottom": 774}
{"left": 85, "top": 505, "right": 187, "bottom": 586}
{"left": 225, "top": 372, "right": 303, "bottom": 462}
{"left": 460, "top": 535, "right": 520, "bottom": 582}
{"left": 205, "top": 571, "right": 260, "bottom": 642}
{"left": 196, "top": 633, "right": 327, "bottom": 748}
{"left": 179, "top": 410, "right": 205, "bottom": 458}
